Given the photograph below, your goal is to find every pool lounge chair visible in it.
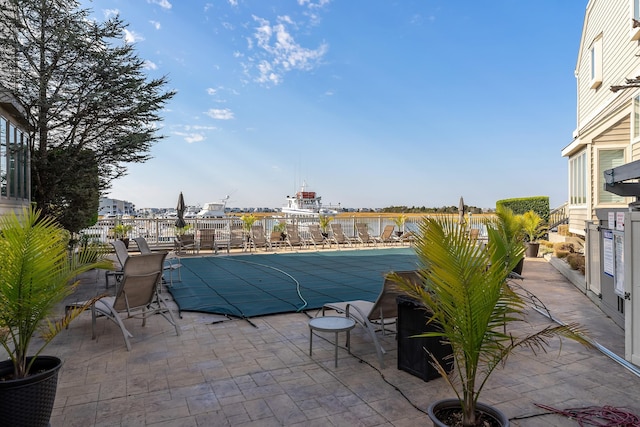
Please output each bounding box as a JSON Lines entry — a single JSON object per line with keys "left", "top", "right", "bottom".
{"left": 285, "top": 224, "right": 306, "bottom": 250}
{"left": 378, "top": 225, "right": 400, "bottom": 246}
{"left": 322, "top": 270, "right": 420, "bottom": 368}
{"left": 174, "top": 233, "right": 197, "bottom": 254}
{"left": 90, "top": 252, "right": 181, "bottom": 351}
{"left": 355, "top": 223, "right": 378, "bottom": 247}
{"left": 329, "top": 223, "right": 354, "bottom": 248}
{"left": 229, "top": 228, "right": 247, "bottom": 251}
{"left": 198, "top": 229, "right": 216, "bottom": 252}
{"left": 307, "top": 224, "right": 330, "bottom": 249}
{"left": 250, "top": 225, "right": 272, "bottom": 251}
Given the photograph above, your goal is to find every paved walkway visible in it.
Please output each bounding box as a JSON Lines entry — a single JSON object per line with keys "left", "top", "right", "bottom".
{"left": 44, "top": 256, "right": 639, "bottom": 426}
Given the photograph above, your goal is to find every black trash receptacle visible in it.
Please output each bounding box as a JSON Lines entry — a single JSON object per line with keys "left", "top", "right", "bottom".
{"left": 396, "top": 295, "right": 453, "bottom": 382}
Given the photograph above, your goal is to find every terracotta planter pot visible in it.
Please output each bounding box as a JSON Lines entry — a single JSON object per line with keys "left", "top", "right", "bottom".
{"left": 427, "top": 398, "right": 509, "bottom": 427}
{"left": 0, "top": 356, "right": 62, "bottom": 427}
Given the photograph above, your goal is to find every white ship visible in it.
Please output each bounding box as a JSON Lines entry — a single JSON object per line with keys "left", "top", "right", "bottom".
{"left": 282, "top": 183, "right": 337, "bottom": 216}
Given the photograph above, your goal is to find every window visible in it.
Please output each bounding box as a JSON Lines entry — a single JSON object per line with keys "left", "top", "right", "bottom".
{"left": 0, "top": 114, "right": 29, "bottom": 201}
{"left": 589, "top": 36, "right": 603, "bottom": 89}
{"left": 632, "top": 0, "right": 640, "bottom": 40}
{"left": 569, "top": 151, "right": 587, "bottom": 205}
{"left": 598, "top": 149, "right": 625, "bottom": 204}
{"left": 0, "top": 116, "right": 6, "bottom": 197}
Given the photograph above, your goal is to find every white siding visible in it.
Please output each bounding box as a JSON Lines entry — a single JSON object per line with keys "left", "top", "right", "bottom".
{"left": 577, "top": 1, "right": 640, "bottom": 129}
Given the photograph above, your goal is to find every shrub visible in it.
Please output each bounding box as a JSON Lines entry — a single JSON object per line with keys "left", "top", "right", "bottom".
{"left": 553, "top": 242, "right": 575, "bottom": 253}
{"left": 557, "top": 224, "right": 569, "bottom": 236}
{"left": 555, "top": 250, "right": 570, "bottom": 259}
{"left": 538, "top": 240, "right": 554, "bottom": 248}
{"left": 567, "top": 253, "right": 586, "bottom": 274}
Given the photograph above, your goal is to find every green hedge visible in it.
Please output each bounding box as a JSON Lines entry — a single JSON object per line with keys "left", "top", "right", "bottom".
{"left": 496, "top": 196, "right": 550, "bottom": 222}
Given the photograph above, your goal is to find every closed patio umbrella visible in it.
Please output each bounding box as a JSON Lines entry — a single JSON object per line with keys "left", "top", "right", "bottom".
{"left": 175, "top": 192, "right": 186, "bottom": 229}
{"left": 458, "top": 196, "right": 466, "bottom": 225}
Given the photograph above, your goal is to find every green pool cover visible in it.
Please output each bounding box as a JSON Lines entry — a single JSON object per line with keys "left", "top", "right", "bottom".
{"left": 168, "top": 248, "right": 418, "bottom": 319}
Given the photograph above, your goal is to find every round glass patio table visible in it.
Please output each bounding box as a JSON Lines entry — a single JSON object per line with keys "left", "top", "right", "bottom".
{"left": 309, "top": 316, "right": 356, "bottom": 368}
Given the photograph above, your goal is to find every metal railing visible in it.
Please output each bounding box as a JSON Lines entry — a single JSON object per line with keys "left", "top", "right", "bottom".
{"left": 81, "top": 214, "right": 495, "bottom": 251}
{"left": 549, "top": 202, "right": 569, "bottom": 231}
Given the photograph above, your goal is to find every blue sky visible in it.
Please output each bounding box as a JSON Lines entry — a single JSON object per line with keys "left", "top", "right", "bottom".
{"left": 84, "top": 0, "right": 587, "bottom": 211}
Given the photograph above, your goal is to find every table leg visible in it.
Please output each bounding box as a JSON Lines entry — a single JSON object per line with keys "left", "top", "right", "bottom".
{"left": 309, "top": 327, "right": 313, "bottom": 356}
{"left": 334, "top": 331, "right": 339, "bottom": 368}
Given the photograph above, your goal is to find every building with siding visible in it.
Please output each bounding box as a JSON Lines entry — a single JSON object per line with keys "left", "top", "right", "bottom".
{"left": 563, "top": 0, "right": 640, "bottom": 364}
{"left": 0, "top": 84, "right": 30, "bottom": 214}
{"left": 98, "top": 197, "right": 137, "bottom": 217}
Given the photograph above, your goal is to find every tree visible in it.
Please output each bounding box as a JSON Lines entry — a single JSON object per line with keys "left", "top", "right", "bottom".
{"left": 44, "top": 148, "right": 100, "bottom": 232}
{"left": 0, "top": 0, "right": 175, "bottom": 232}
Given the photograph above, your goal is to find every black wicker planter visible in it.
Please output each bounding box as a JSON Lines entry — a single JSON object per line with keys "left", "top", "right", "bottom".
{"left": 0, "top": 356, "right": 62, "bottom": 427}
{"left": 525, "top": 242, "right": 540, "bottom": 258}
{"left": 427, "top": 399, "right": 509, "bottom": 427}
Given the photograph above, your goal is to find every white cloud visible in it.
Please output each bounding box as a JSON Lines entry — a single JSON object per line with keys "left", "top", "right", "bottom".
{"left": 104, "top": 8, "right": 119, "bottom": 19}
{"left": 228, "top": 0, "right": 238, "bottom": 6}
{"left": 185, "top": 134, "right": 205, "bottom": 143}
{"left": 186, "top": 125, "right": 218, "bottom": 131}
{"left": 148, "top": 0, "right": 172, "bottom": 10}
{"left": 248, "top": 15, "right": 328, "bottom": 86}
{"left": 123, "top": 29, "right": 144, "bottom": 44}
{"left": 205, "top": 108, "right": 234, "bottom": 120}
{"left": 206, "top": 88, "right": 217, "bottom": 95}
{"left": 150, "top": 20, "right": 161, "bottom": 30}
{"left": 174, "top": 132, "right": 205, "bottom": 143}
{"left": 297, "top": 0, "right": 331, "bottom": 9}
{"left": 143, "top": 60, "right": 158, "bottom": 70}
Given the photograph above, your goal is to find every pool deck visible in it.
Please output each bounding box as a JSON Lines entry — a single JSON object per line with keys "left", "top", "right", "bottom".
{"left": 46, "top": 254, "right": 640, "bottom": 426}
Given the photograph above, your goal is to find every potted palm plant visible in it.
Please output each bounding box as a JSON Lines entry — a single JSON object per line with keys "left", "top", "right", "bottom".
{"left": 0, "top": 208, "right": 111, "bottom": 426}
{"left": 521, "top": 210, "right": 547, "bottom": 258}
{"left": 393, "top": 214, "right": 407, "bottom": 237}
{"left": 392, "top": 216, "right": 592, "bottom": 427}
{"left": 493, "top": 206, "right": 526, "bottom": 275}
{"left": 113, "top": 222, "right": 133, "bottom": 248}
{"left": 240, "top": 214, "right": 257, "bottom": 241}
{"left": 318, "top": 214, "right": 333, "bottom": 238}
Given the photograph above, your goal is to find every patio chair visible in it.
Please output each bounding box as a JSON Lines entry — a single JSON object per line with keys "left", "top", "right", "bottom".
{"left": 229, "top": 228, "right": 247, "bottom": 251}
{"left": 307, "top": 224, "right": 330, "bottom": 249}
{"left": 285, "top": 224, "right": 306, "bottom": 250}
{"left": 378, "top": 225, "right": 400, "bottom": 246}
{"left": 198, "top": 229, "right": 216, "bottom": 252}
{"left": 270, "top": 230, "right": 284, "bottom": 250}
{"left": 329, "top": 223, "right": 354, "bottom": 248}
{"left": 174, "top": 233, "right": 198, "bottom": 255}
{"left": 322, "top": 270, "right": 420, "bottom": 368}
{"left": 105, "top": 240, "right": 129, "bottom": 289}
{"left": 91, "top": 252, "right": 181, "bottom": 351}
{"left": 250, "top": 225, "right": 272, "bottom": 251}
{"left": 355, "top": 223, "right": 377, "bottom": 247}
{"left": 133, "top": 237, "right": 182, "bottom": 286}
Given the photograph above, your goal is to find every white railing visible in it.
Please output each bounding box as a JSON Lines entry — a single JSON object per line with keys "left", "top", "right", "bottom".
{"left": 82, "top": 214, "right": 494, "bottom": 250}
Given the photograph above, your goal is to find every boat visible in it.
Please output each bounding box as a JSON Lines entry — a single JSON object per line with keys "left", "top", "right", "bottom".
{"left": 282, "top": 183, "right": 337, "bottom": 216}
{"left": 196, "top": 196, "right": 229, "bottom": 218}
{"left": 183, "top": 205, "right": 201, "bottom": 219}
